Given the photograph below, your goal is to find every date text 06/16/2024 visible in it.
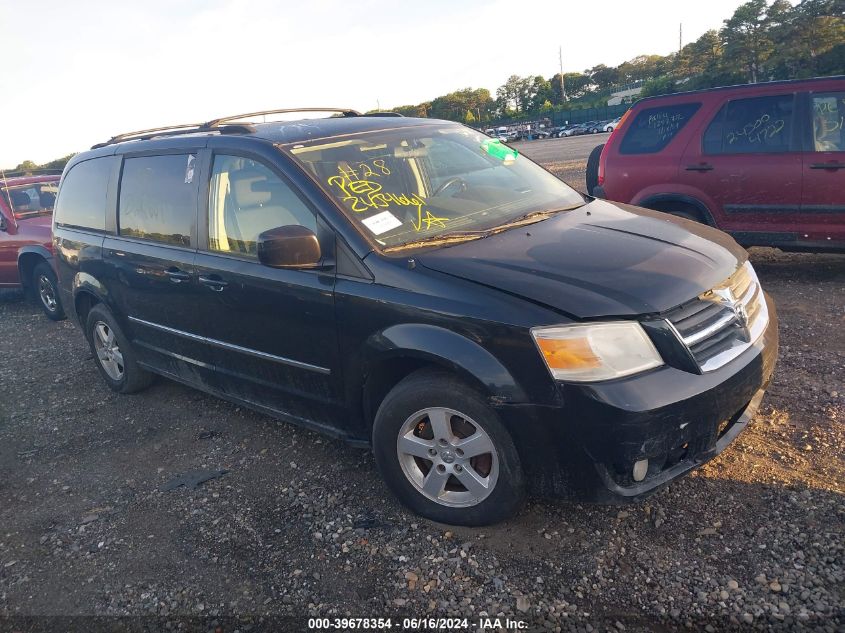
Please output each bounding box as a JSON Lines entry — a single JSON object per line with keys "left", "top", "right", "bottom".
{"left": 307, "top": 617, "right": 528, "bottom": 630}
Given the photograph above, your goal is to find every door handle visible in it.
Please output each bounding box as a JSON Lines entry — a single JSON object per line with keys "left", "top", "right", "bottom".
{"left": 165, "top": 268, "right": 191, "bottom": 283}
{"left": 685, "top": 163, "right": 714, "bottom": 172}
{"left": 199, "top": 275, "right": 228, "bottom": 291}
{"left": 809, "top": 163, "right": 845, "bottom": 170}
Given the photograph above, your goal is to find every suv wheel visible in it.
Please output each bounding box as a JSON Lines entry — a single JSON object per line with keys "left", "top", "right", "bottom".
{"left": 372, "top": 369, "right": 526, "bottom": 526}
{"left": 586, "top": 144, "right": 604, "bottom": 196}
{"left": 32, "top": 261, "right": 65, "bottom": 321}
{"left": 86, "top": 304, "right": 153, "bottom": 394}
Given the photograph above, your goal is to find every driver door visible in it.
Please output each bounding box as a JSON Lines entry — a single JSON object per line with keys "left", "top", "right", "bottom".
{"left": 192, "top": 151, "right": 343, "bottom": 428}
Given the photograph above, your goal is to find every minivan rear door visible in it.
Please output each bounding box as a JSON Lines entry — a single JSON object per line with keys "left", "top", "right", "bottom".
{"left": 104, "top": 151, "right": 213, "bottom": 376}
{"left": 801, "top": 90, "right": 845, "bottom": 245}
{"left": 680, "top": 92, "right": 803, "bottom": 242}
{"left": 192, "top": 150, "right": 343, "bottom": 430}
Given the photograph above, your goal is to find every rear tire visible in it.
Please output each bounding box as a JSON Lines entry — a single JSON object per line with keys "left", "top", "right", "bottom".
{"left": 372, "top": 369, "right": 526, "bottom": 526}
{"left": 32, "top": 261, "right": 65, "bottom": 321}
{"left": 585, "top": 144, "right": 604, "bottom": 196}
{"left": 86, "top": 304, "right": 153, "bottom": 394}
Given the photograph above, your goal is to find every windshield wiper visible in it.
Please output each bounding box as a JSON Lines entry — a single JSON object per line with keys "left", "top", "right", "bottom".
{"left": 488, "top": 204, "right": 583, "bottom": 231}
{"left": 383, "top": 230, "right": 490, "bottom": 253}
{"left": 383, "top": 204, "right": 584, "bottom": 253}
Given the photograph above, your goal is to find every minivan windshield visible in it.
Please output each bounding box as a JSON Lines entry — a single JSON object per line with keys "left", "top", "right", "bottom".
{"left": 286, "top": 124, "right": 585, "bottom": 250}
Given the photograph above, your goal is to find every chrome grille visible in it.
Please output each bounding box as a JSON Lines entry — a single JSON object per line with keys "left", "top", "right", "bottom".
{"left": 666, "top": 262, "right": 769, "bottom": 372}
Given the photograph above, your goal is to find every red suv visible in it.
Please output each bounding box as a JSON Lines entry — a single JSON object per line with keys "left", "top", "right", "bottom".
{"left": 0, "top": 174, "right": 65, "bottom": 319}
{"left": 591, "top": 76, "right": 845, "bottom": 252}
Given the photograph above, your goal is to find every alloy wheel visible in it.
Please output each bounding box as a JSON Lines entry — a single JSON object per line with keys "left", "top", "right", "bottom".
{"left": 38, "top": 275, "right": 58, "bottom": 313}
{"left": 396, "top": 407, "right": 499, "bottom": 507}
{"left": 93, "top": 321, "right": 125, "bottom": 381}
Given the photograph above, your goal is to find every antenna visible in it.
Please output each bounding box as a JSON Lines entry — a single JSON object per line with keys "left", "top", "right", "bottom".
{"left": 1, "top": 169, "right": 16, "bottom": 226}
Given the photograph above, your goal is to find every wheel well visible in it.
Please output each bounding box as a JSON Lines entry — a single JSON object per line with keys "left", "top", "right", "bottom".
{"left": 74, "top": 291, "right": 99, "bottom": 325}
{"left": 17, "top": 253, "right": 46, "bottom": 291}
{"left": 362, "top": 357, "right": 487, "bottom": 430}
{"left": 641, "top": 198, "right": 713, "bottom": 225}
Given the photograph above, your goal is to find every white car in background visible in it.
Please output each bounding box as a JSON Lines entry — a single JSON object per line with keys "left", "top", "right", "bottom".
{"left": 604, "top": 117, "right": 622, "bottom": 132}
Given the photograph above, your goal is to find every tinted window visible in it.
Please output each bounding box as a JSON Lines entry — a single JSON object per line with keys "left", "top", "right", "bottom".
{"left": 811, "top": 92, "right": 845, "bottom": 152}
{"left": 2, "top": 181, "right": 58, "bottom": 219}
{"left": 705, "top": 95, "right": 794, "bottom": 154}
{"left": 119, "top": 154, "right": 196, "bottom": 247}
{"left": 54, "top": 158, "right": 112, "bottom": 230}
{"left": 619, "top": 103, "right": 701, "bottom": 154}
{"left": 207, "top": 155, "right": 316, "bottom": 257}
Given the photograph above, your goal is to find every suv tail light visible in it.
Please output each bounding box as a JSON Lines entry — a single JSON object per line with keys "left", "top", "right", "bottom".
{"left": 597, "top": 109, "right": 631, "bottom": 187}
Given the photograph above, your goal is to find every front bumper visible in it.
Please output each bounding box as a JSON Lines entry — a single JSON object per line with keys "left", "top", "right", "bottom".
{"left": 496, "top": 293, "right": 778, "bottom": 502}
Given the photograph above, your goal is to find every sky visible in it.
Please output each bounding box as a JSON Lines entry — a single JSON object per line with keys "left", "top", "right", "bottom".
{"left": 1, "top": 0, "right": 749, "bottom": 167}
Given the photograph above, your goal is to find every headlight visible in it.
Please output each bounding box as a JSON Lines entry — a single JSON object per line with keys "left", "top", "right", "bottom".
{"left": 531, "top": 322, "right": 663, "bottom": 382}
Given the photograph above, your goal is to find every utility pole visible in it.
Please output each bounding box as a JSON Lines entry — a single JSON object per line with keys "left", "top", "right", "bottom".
{"left": 559, "top": 46, "right": 567, "bottom": 103}
{"left": 679, "top": 23, "right": 682, "bottom": 55}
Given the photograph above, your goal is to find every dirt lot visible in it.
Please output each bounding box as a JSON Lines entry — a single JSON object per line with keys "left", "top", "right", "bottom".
{"left": 0, "top": 145, "right": 842, "bottom": 632}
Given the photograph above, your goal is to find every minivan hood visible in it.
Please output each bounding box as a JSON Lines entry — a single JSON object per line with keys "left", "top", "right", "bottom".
{"left": 417, "top": 199, "right": 745, "bottom": 318}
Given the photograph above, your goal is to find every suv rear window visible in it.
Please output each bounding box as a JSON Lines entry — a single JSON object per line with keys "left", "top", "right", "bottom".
{"left": 118, "top": 154, "right": 197, "bottom": 247}
{"left": 703, "top": 94, "right": 794, "bottom": 154}
{"left": 619, "top": 103, "right": 701, "bottom": 154}
{"left": 54, "top": 158, "right": 112, "bottom": 230}
{"left": 2, "top": 182, "right": 58, "bottom": 219}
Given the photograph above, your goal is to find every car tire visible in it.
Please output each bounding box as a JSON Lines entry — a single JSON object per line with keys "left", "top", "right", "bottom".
{"left": 585, "top": 143, "right": 604, "bottom": 196}
{"left": 85, "top": 304, "right": 154, "bottom": 394}
{"left": 32, "top": 261, "right": 66, "bottom": 321}
{"left": 372, "top": 369, "right": 526, "bottom": 526}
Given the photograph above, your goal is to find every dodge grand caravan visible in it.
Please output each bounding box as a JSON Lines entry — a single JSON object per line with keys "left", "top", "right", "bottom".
{"left": 54, "top": 109, "right": 778, "bottom": 525}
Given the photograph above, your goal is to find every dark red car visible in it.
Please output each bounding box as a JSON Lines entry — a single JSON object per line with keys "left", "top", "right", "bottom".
{"left": 0, "top": 174, "right": 65, "bottom": 319}
{"left": 591, "top": 76, "right": 845, "bottom": 252}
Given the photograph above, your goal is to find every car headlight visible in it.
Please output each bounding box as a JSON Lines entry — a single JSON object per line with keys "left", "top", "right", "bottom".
{"left": 531, "top": 322, "right": 663, "bottom": 382}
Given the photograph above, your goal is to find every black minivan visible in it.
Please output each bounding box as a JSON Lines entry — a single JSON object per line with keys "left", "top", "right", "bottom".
{"left": 54, "top": 109, "right": 778, "bottom": 526}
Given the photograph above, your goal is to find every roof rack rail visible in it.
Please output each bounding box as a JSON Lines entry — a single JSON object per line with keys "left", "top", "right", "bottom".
{"left": 202, "top": 107, "right": 360, "bottom": 128}
{"left": 91, "top": 108, "right": 361, "bottom": 149}
{"left": 365, "top": 112, "right": 404, "bottom": 117}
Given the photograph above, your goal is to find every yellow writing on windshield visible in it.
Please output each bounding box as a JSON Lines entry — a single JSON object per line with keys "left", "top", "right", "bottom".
{"left": 326, "top": 161, "right": 448, "bottom": 232}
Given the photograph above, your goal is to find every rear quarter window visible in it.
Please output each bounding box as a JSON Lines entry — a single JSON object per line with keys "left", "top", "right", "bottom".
{"left": 54, "top": 158, "right": 113, "bottom": 230}
{"left": 619, "top": 102, "right": 701, "bottom": 155}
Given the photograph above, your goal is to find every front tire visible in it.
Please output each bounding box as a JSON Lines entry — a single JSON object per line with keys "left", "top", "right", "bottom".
{"left": 86, "top": 304, "right": 153, "bottom": 394}
{"left": 372, "top": 369, "right": 526, "bottom": 526}
{"left": 32, "top": 261, "right": 65, "bottom": 321}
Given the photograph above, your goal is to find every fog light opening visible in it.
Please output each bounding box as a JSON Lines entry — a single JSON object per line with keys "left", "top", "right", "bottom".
{"left": 632, "top": 459, "right": 649, "bottom": 482}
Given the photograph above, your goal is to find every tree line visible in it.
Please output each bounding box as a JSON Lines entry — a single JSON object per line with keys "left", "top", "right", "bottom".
{"left": 386, "top": 0, "right": 844, "bottom": 124}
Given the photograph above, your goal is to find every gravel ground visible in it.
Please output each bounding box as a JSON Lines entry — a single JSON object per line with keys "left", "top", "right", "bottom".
{"left": 0, "top": 151, "right": 842, "bottom": 632}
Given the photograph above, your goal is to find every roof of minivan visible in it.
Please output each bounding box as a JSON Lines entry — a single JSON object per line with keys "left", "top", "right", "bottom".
{"left": 88, "top": 115, "right": 451, "bottom": 155}
{"left": 250, "top": 115, "right": 445, "bottom": 145}
{"left": 634, "top": 75, "right": 845, "bottom": 105}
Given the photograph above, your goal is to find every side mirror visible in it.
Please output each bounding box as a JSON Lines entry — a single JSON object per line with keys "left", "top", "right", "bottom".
{"left": 257, "top": 225, "right": 322, "bottom": 269}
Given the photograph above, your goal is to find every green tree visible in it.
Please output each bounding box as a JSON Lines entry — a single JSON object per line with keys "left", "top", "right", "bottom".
{"left": 464, "top": 109, "right": 476, "bottom": 124}
{"left": 721, "top": 0, "right": 773, "bottom": 82}
{"left": 588, "top": 64, "right": 620, "bottom": 90}
{"left": 15, "top": 160, "right": 38, "bottom": 172}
